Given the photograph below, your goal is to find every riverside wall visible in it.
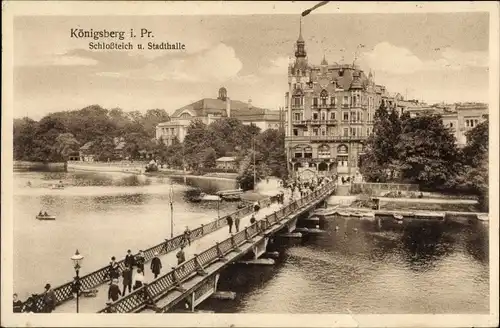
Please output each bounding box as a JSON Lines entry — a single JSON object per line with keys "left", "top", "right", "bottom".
{"left": 14, "top": 161, "right": 67, "bottom": 172}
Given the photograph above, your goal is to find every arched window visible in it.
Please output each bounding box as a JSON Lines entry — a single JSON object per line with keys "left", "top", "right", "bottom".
{"left": 337, "top": 144, "right": 348, "bottom": 154}
{"left": 180, "top": 112, "right": 191, "bottom": 119}
{"left": 320, "top": 89, "right": 328, "bottom": 106}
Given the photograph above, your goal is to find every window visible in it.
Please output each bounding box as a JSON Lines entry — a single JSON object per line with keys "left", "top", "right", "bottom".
{"left": 330, "top": 112, "right": 336, "bottom": 120}
{"left": 180, "top": 113, "right": 191, "bottom": 119}
{"left": 343, "top": 96, "right": 349, "bottom": 105}
{"left": 449, "top": 122, "right": 454, "bottom": 128}
{"left": 343, "top": 128, "right": 349, "bottom": 137}
{"left": 343, "top": 112, "right": 349, "bottom": 121}
{"left": 351, "top": 127, "right": 356, "bottom": 136}
{"left": 321, "top": 129, "right": 326, "bottom": 136}
{"left": 293, "top": 96, "right": 302, "bottom": 107}
{"left": 330, "top": 97, "right": 336, "bottom": 106}
{"left": 321, "top": 113, "right": 326, "bottom": 120}
{"left": 313, "top": 113, "right": 319, "bottom": 120}
{"left": 304, "top": 152, "right": 312, "bottom": 158}
{"left": 313, "top": 98, "right": 318, "bottom": 106}
{"left": 293, "top": 129, "right": 298, "bottom": 136}
{"left": 320, "top": 90, "right": 328, "bottom": 105}
{"left": 294, "top": 152, "right": 302, "bottom": 158}
{"left": 313, "top": 128, "right": 318, "bottom": 136}
{"left": 294, "top": 113, "right": 301, "bottom": 121}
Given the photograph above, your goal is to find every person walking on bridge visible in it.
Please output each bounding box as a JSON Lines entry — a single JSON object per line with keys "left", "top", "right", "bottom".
{"left": 124, "top": 249, "right": 135, "bottom": 268}
{"left": 235, "top": 216, "right": 241, "bottom": 232}
{"left": 133, "top": 269, "right": 145, "bottom": 290}
{"left": 183, "top": 226, "right": 192, "bottom": 246}
{"left": 176, "top": 246, "right": 186, "bottom": 265}
{"left": 250, "top": 215, "right": 256, "bottom": 224}
{"left": 107, "top": 279, "right": 121, "bottom": 303}
{"left": 108, "top": 256, "right": 120, "bottom": 281}
{"left": 42, "top": 283, "right": 56, "bottom": 313}
{"left": 13, "top": 293, "right": 23, "bottom": 313}
{"left": 122, "top": 265, "right": 133, "bottom": 296}
{"left": 135, "top": 250, "right": 145, "bottom": 275}
{"left": 226, "top": 216, "right": 234, "bottom": 233}
{"left": 151, "top": 252, "right": 162, "bottom": 279}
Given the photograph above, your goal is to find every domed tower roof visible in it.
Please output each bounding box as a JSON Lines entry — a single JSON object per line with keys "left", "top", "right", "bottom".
{"left": 350, "top": 71, "right": 363, "bottom": 90}
{"left": 218, "top": 87, "right": 227, "bottom": 101}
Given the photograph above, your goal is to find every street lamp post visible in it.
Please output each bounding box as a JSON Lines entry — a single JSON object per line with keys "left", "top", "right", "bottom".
{"left": 70, "top": 249, "right": 84, "bottom": 313}
{"left": 169, "top": 183, "right": 174, "bottom": 238}
{"left": 252, "top": 138, "right": 256, "bottom": 190}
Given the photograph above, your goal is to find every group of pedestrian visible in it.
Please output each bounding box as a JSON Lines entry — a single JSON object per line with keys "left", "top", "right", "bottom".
{"left": 106, "top": 249, "right": 163, "bottom": 304}
{"left": 226, "top": 215, "right": 241, "bottom": 233}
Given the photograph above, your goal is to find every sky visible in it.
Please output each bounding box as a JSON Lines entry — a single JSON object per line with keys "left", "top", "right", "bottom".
{"left": 13, "top": 9, "right": 490, "bottom": 119}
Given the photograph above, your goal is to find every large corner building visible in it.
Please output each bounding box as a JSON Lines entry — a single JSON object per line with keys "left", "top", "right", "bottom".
{"left": 285, "top": 27, "right": 389, "bottom": 181}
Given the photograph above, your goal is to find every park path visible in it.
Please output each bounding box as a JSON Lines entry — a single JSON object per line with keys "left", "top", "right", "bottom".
{"left": 54, "top": 200, "right": 287, "bottom": 313}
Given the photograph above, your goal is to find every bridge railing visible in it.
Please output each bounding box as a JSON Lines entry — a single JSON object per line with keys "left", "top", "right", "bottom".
{"left": 22, "top": 196, "right": 273, "bottom": 313}
{"left": 98, "top": 181, "right": 336, "bottom": 313}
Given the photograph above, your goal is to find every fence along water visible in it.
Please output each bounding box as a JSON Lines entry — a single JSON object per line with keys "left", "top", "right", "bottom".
{"left": 98, "top": 182, "right": 336, "bottom": 313}
{"left": 21, "top": 197, "right": 271, "bottom": 313}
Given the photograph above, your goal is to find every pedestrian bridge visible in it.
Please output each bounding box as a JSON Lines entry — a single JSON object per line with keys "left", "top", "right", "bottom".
{"left": 100, "top": 181, "right": 336, "bottom": 313}
{"left": 22, "top": 181, "right": 336, "bottom": 313}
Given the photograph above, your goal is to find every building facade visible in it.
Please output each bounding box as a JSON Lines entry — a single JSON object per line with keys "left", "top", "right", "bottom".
{"left": 285, "top": 28, "right": 389, "bottom": 180}
{"left": 156, "top": 88, "right": 284, "bottom": 145}
{"left": 405, "top": 102, "right": 488, "bottom": 146}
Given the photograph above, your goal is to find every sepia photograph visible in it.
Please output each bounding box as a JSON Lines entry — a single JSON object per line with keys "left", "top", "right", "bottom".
{"left": 1, "top": 1, "right": 499, "bottom": 327}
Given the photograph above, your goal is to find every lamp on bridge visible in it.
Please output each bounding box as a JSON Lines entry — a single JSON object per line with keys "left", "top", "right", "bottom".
{"left": 70, "top": 249, "right": 84, "bottom": 313}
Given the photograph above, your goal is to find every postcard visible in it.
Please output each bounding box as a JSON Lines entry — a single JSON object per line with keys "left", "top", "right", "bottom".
{"left": 2, "top": 1, "right": 499, "bottom": 327}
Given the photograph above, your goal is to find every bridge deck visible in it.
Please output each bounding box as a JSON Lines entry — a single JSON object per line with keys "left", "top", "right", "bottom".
{"left": 53, "top": 201, "right": 287, "bottom": 313}
{"left": 139, "top": 188, "right": 333, "bottom": 313}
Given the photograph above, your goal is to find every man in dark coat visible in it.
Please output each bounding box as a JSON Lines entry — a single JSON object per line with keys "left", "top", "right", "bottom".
{"left": 226, "top": 216, "right": 233, "bottom": 233}
{"left": 253, "top": 201, "right": 260, "bottom": 213}
{"left": 150, "top": 252, "right": 162, "bottom": 279}
{"left": 234, "top": 216, "right": 241, "bottom": 231}
{"left": 121, "top": 266, "right": 133, "bottom": 296}
{"left": 42, "top": 283, "right": 56, "bottom": 313}
{"left": 108, "top": 257, "right": 120, "bottom": 280}
{"left": 183, "top": 226, "right": 192, "bottom": 246}
{"left": 176, "top": 246, "right": 186, "bottom": 265}
{"left": 124, "top": 249, "right": 135, "bottom": 268}
{"left": 135, "top": 250, "right": 145, "bottom": 275}
{"left": 250, "top": 215, "right": 256, "bottom": 224}
{"left": 108, "top": 279, "right": 121, "bottom": 302}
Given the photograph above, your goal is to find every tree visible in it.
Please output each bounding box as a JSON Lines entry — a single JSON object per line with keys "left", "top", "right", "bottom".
{"left": 53, "top": 133, "right": 80, "bottom": 160}
{"left": 14, "top": 117, "right": 38, "bottom": 160}
{"left": 360, "top": 101, "right": 396, "bottom": 181}
{"left": 397, "top": 114, "right": 461, "bottom": 188}
{"left": 255, "top": 128, "right": 286, "bottom": 178}
{"left": 201, "top": 147, "right": 217, "bottom": 169}
{"left": 91, "top": 136, "right": 118, "bottom": 162}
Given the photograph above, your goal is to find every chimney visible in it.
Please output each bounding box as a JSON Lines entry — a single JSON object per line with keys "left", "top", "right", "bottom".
{"left": 226, "top": 97, "right": 231, "bottom": 118}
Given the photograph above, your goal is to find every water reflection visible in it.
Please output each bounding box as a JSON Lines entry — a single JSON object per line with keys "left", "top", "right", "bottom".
{"left": 202, "top": 213, "right": 489, "bottom": 314}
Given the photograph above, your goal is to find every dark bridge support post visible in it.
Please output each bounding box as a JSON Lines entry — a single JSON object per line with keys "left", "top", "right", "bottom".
{"left": 184, "top": 273, "right": 220, "bottom": 312}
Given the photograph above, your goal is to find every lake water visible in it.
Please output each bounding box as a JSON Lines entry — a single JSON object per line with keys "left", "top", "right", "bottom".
{"left": 12, "top": 171, "right": 489, "bottom": 313}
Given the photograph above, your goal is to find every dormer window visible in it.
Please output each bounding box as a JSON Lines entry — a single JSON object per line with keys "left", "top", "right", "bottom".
{"left": 180, "top": 112, "right": 191, "bottom": 119}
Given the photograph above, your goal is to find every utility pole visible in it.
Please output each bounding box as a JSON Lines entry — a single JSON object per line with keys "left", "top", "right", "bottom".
{"left": 169, "top": 183, "right": 174, "bottom": 238}
{"left": 253, "top": 137, "right": 256, "bottom": 190}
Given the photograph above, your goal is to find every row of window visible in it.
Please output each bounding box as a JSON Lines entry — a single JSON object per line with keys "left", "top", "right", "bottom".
{"left": 293, "top": 111, "right": 372, "bottom": 122}
{"left": 465, "top": 119, "right": 479, "bottom": 128}
{"left": 291, "top": 92, "right": 379, "bottom": 109}
{"left": 161, "top": 127, "right": 177, "bottom": 135}
{"left": 292, "top": 126, "right": 373, "bottom": 137}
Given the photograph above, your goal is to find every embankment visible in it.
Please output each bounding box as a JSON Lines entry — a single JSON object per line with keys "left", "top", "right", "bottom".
{"left": 14, "top": 161, "right": 67, "bottom": 172}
